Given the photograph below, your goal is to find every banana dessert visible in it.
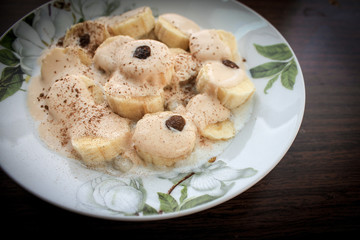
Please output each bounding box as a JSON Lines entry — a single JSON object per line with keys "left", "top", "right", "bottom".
{"left": 189, "top": 29, "right": 238, "bottom": 63}
{"left": 196, "top": 60, "right": 255, "bottom": 109}
{"left": 170, "top": 48, "right": 200, "bottom": 84}
{"left": 164, "top": 48, "right": 200, "bottom": 111}
{"left": 62, "top": 21, "right": 110, "bottom": 56}
{"left": 46, "top": 75, "right": 130, "bottom": 166}
{"left": 105, "top": 70, "right": 165, "bottom": 120}
{"left": 186, "top": 93, "right": 235, "bottom": 140}
{"left": 93, "top": 35, "right": 134, "bottom": 74}
{"left": 96, "top": 6, "right": 155, "bottom": 39}
{"left": 27, "top": 7, "right": 255, "bottom": 175}
{"left": 155, "top": 13, "right": 201, "bottom": 50}
{"left": 41, "top": 47, "right": 92, "bottom": 87}
{"left": 103, "top": 39, "right": 174, "bottom": 120}
{"left": 132, "top": 112, "right": 197, "bottom": 167}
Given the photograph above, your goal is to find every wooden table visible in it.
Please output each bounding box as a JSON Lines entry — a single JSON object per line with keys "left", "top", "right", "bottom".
{"left": 1, "top": 0, "right": 359, "bottom": 237}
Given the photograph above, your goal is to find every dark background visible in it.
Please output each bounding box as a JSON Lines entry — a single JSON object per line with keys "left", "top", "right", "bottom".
{"left": 1, "top": 0, "right": 359, "bottom": 238}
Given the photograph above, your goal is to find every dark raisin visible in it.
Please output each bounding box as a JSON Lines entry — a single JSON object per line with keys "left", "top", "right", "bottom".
{"left": 79, "top": 33, "right": 90, "bottom": 48}
{"left": 222, "top": 59, "right": 239, "bottom": 69}
{"left": 133, "top": 45, "right": 151, "bottom": 59}
{"left": 165, "top": 115, "right": 186, "bottom": 132}
{"left": 56, "top": 36, "right": 64, "bottom": 47}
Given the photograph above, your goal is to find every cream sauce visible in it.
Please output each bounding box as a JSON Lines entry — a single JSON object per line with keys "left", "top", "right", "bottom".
{"left": 161, "top": 13, "right": 201, "bottom": 36}
{"left": 189, "top": 29, "right": 232, "bottom": 62}
{"left": 93, "top": 35, "right": 134, "bottom": 74}
{"left": 186, "top": 93, "right": 231, "bottom": 130}
{"left": 207, "top": 61, "right": 245, "bottom": 88}
{"left": 132, "top": 111, "right": 197, "bottom": 161}
{"left": 26, "top": 9, "right": 255, "bottom": 177}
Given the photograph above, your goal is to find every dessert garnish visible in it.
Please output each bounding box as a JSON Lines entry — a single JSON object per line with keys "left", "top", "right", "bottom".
{"left": 133, "top": 45, "right": 151, "bottom": 59}
{"left": 165, "top": 115, "right": 186, "bottom": 131}
{"left": 222, "top": 59, "right": 239, "bottom": 69}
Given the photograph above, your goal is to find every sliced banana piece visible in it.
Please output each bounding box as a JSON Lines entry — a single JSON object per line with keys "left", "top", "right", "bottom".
{"left": 116, "top": 39, "right": 174, "bottom": 87}
{"left": 70, "top": 109, "right": 131, "bottom": 167}
{"left": 69, "top": 101, "right": 131, "bottom": 167}
{"left": 132, "top": 112, "right": 197, "bottom": 167}
{"left": 155, "top": 13, "right": 200, "bottom": 50}
{"left": 170, "top": 48, "right": 200, "bottom": 84}
{"left": 106, "top": 92, "right": 164, "bottom": 121}
{"left": 217, "top": 76, "right": 255, "bottom": 109}
{"left": 106, "top": 6, "right": 155, "bottom": 39}
{"left": 78, "top": 75, "right": 104, "bottom": 104}
{"left": 71, "top": 136, "right": 126, "bottom": 166}
{"left": 104, "top": 69, "right": 166, "bottom": 120}
{"left": 189, "top": 29, "right": 239, "bottom": 63}
{"left": 186, "top": 93, "right": 232, "bottom": 140}
{"left": 196, "top": 60, "right": 255, "bottom": 109}
{"left": 216, "top": 30, "right": 240, "bottom": 63}
{"left": 40, "top": 47, "right": 92, "bottom": 87}
{"left": 63, "top": 21, "right": 110, "bottom": 55}
{"left": 93, "top": 35, "right": 134, "bottom": 74}
{"left": 201, "top": 119, "right": 235, "bottom": 140}
{"left": 45, "top": 74, "right": 130, "bottom": 167}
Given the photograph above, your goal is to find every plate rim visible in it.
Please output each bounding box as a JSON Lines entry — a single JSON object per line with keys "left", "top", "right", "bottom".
{"left": 0, "top": 0, "right": 306, "bottom": 221}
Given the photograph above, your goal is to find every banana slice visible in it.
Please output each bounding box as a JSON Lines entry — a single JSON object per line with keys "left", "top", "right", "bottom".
{"left": 40, "top": 47, "right": 92, "bottom": 87}
{"left": 105, "top": 6, "right": 155, "bottom": 39}
{"left": 170, "top": 48, "right": 200, "bottom": 84}
{"left": 45, "top": 74, "right": 131, "bottom": 167}
{"left": 104, "top": 69, "right": 165, "bottom": 120}
{"left": 132, "top": 112, "right": 197, "bottom": 167}
{"left": 78, "top": 75, "right": 104, "bottom": 104}
{"left": 196, "top": 60, "right": 255, "bottom": 109}
{"left": 71, "top": 136, "right": 126, "bottom": 166}
{"left": 186, "top": 93, "right": 233, "bottom": 140}
{"left": 117, "top": 39, "right": 174, "bottom": 87}
{"left": 106, "top": 93, "right": 164, "bottom": 121}
{"left": 189, "top": 29, "right": 239, "bottom": 63}
{"left": 215, "top": 30, "right": 240, "bottom": 63}
{"left": 70, "top": 110, "right": 131, "bottom": 167}
{"left": 217, "top": 76, "right": 255, "bottom": 109}
{"left": 155, "top": 13, "right": 200, "bottom": 50}
{"left": 201, "top": 119, "right": 235, "bottom": 140}
{"left": 93, "top": 35, "right": 134, "bottom": 74}
{"left": 63, "top": 21, "right": 110, "bottom": 55}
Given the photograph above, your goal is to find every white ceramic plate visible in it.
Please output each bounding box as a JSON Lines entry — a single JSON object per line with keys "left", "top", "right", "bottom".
{"left": 0, "top": 0, "right": 305, "bottom": 221}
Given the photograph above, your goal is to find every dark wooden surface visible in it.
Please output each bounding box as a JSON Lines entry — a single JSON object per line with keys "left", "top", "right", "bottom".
{"left": 1, "top": 0, "right": 359, "bottom": 238}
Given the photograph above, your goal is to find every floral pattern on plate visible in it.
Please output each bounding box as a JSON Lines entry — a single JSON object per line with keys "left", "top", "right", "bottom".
{"left": 77, "top": 159, "right": 257, "bottom": 216}
{"left": 0, "top": 0, "right": 125, "bottom": 101}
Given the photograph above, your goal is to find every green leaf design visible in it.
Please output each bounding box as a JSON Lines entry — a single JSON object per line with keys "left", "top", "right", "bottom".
{"left": 180, "top": 186, "right": 188, "bottom": 204}
{"left": 0, "top": 49, "right": 19, "bottom": 66}
{"left": 281, "top": 59, "right": 298, "bottom": 90}
{"left": 254, "top": 43, "right": 293, "bottom": 60}
{"left": 105, "top": 1, "right": 121, "bottom": 15}
{"left": 264, "top": 74, "right": 279, "bottom": 94}
{"left": 251, "top": 43, "right": 298, "bottom": 93}
{"left": 157, "top": 192, "right": 179, "bottom": 213}
{"left": 0, "top": 29, "right": 16, "bottom": 51}
{"left": 0, "top": 66, "right": 24, "bottom": 101}
{"left": 250, "top": 61, "right": 288, "bottom": 79}
{"left": 180, "top": 194, "right": 218, "bottom": 211}
{"left": 142, "top": 204, "right": 158, "bottom": 216}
